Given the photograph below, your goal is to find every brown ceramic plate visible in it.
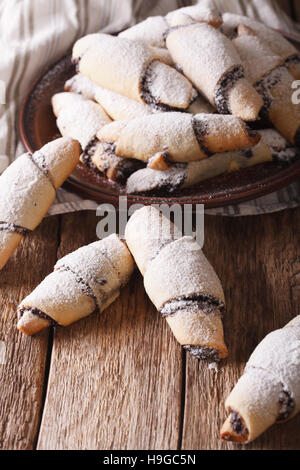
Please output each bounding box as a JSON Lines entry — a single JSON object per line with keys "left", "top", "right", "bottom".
{"left": 19, "top": 31, "right": 300, "bottom": 208}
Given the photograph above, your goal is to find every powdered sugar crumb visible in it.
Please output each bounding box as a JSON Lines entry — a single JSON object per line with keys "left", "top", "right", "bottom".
{"left": 208, "top": 361, "right": 222, "bottom": 373}
{"left": 146, "top": 60, "right": 192, "bottom": 108}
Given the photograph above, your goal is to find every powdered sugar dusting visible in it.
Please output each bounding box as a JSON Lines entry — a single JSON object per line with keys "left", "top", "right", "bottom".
{"left": 53, "top": 92, "right": 111, "bottom": 149}
{"left": 76, "top": 33, "right": 193, "bottom": 109}
{"left": 246, "top": 324, "right": 300, "bottom": 409}
{"left": 125, "top": 206, "right": 182, "bottom": 275}
{"left": 119, "top": 5, "right": 221, "bottom": 49}
{"left": 65, "top": 74, "right": 99, "bottom": 100}
{"left": 78, "top": 34, "right": 154, "bottom": 101}
{"left": 260, "top": 129, "right": 288, "bottom": 149}
{"left": 144, "top": 236, "right": 225, "bottom": 310}
{"left": 95, "top": 86, "right": 153, "bottom": 121}
{"left": 233, "top": 30, "right": 282, "bottom": 84}
{"left": 126, "top": 207, "right": 226, "bottom": 359}
{"left": 166, "top": 5, "right": 221, "bottom": 28}
{"left": 166, "top": 23, "right": 242, "bottom": 104}
{"left": 166, "top": 306, "right": 224, "bottom": 346}
{"left": 0, "top": 153, "right": 55, "bottom": 230}
{"left": 126, "top": 166, "right": 186, "bottom": 194}
{"left": 222, "top": 13, "right": 297, "bottom": 60}
{"left": 110, "top": 112, "right": 200, "bottom": 163}
{"left": 65, "top": 74, "right": 153, "bottom": 120}
{"left": 260, "top": 129, "right": 299, "bottom": 163}
{"left": 195, "top": 113, "right": 245, "bottom": 137}
{"left": 119, "top": 16, "right": 167, "bottom": 48}
{"left": 146, "top": 60, "right": 192, "bottom": 108}
{"left": 55, "top": 234, "right": 133, "bottom": 293}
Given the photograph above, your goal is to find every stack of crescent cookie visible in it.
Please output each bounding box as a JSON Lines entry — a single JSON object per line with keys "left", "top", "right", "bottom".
{"left": 51, "top": 4, "right": 299, "bottom": 194}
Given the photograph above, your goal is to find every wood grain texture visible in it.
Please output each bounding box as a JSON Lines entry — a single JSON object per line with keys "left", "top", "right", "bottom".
{"left": 2, "top": 206, "right": 299, "bottom": 450}
{"left": 37, "top": 211, "right": 182, "bottom": 450}
{"left": 182, "top": 207, "right": 300, "bottom": 450}
{"left": 0, "top": 217, "right": 59, "bottom": 450}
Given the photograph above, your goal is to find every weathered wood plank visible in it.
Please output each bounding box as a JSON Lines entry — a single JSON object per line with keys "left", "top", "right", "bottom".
{"left": 182, "top": 207, "right": 300, "bottom": 450}
{"left": 0, "top": 217, "right": 59, "bottom": 450}
{"left": 37, "top": 211, "right": 182, "bottom": 450}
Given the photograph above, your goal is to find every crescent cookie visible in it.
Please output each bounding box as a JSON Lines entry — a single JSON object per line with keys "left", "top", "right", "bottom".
{"left": 125, "top": 206, "right": 228, "bottom": 360}
{"left": 0, "top": 138, "right": 80, "bottom": 270}
{"left": 98, "top": 112, "right": 260, "bottom": 166}
{"left": 221, "top": 316, "right": 300, "bottom": 443}
{"left": 17, "top": 234, "right": 134, "bottom": 336}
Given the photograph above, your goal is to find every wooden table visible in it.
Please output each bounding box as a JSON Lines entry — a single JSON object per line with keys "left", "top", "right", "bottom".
{"left": 0, "top": 207, "right": 299, "bottom": 450}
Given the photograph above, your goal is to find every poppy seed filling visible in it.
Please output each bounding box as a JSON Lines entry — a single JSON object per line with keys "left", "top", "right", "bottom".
{"left": 184, "top": 345, "right": 220, "bottom": 361}
{"left": 160, "top": 293, "right": 224, "bottom": 318}
{"left": 214, "top": 65, "right": 244, "bottom": 114}
{"left": 255, "top": 66, "right": 285, "bottom": 117}
{"left": 83, "top": 138, "right": 144, "bottom": 183}
{"left": 277, "top": 388, "right": 295, "bottom": 421}
{"left": 192, "top": 116, "right": 214, "bottom": 157}
{"left": 229, "top": 410, "right": 249, "bottom": 437}
{"left": 285, "top": 54, "right": 300, "bottom": 67}
{"left": 18, "top": 307, "right": 60, "bottom": 327}
{"left": 0, "top": 222, "right": 31, "bottom": 235}
{"left": 140, "top": 61, "right": 188, "bottom": 112}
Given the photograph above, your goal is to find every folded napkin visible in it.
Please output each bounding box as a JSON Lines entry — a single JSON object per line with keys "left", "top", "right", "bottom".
{"left": 0, "top": 0, "right": 299, "bottom": 216}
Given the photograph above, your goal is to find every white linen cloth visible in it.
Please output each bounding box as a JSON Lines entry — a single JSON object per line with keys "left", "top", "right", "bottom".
{"left": 0, "top": 0, "right": 299, "bottom": 216}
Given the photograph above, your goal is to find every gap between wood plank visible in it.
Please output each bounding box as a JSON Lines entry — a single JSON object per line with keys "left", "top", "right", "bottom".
{"left": 33, "top": 215, "right": 63, "bottom": 449}
{"left": 177, "top": 348, "right": 187, "bottom": 450}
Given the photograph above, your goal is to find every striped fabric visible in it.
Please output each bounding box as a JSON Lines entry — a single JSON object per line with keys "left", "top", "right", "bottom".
{"left": 0, "top": 0, "right": 299, "bottom": 216}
